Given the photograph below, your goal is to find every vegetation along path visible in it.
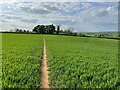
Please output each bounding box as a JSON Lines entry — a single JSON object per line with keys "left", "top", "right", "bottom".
{"left": 41, "top": 37, "right": 50, "bottom": 88}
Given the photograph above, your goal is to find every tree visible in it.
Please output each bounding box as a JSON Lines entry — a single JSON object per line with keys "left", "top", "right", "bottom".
{"left": 63, "top": 27, "right": 74, "bottom": 35}
{"left": 24, "top": 30, "right": 26, "bottom": 32}
{"left": 79, "top": 33, "right": 86, "bottom": 37}
{"left": 39, "top": 25, "right": 46, "bottom": 34}
{"left": 64, "top": 30, "right": 73, "bottom": 35}
{"left": 33, "top": 25, "right": 40, "bottom": 33}
{"left": 47, "top": 24, "right": 55, "bottom": 34}
{"left": 32, "top": 24, "right": 55, "bottom": 34}
{"left": 72, "top": 32, "right": 78, "bottom": 36}
{"left": 59, "top": 30, "right": 64, "bottom": 34}
{"left": 56, "top": 25, "right": 60, "bottom": 34}
{"left": 33, "top": 25, "right": 46, "bottom": 34}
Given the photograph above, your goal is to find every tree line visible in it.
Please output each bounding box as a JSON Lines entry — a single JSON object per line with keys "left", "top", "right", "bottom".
{"left": 32, "top": 24, "right": 120, "bottom": 40}
{"left": 32, "top": 24, "right": 78, "bottom": 36}
{"left": 33, "top": 24, "right": 58, "bottom": 34}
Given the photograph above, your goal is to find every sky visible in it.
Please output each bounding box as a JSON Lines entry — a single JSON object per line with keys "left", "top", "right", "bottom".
{"left": 0, "top": 0, "right": 119, "bottom": 32}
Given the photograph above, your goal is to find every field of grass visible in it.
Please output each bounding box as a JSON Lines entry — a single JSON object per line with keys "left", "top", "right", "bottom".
{"left": 45, "top": 35, "right": 119, "bottom": 88}
{"left": 2, "top": 34, "right": 42, "bottom": 88}
{"left": 1, "top": 33, "right": 119, "bottom": 88}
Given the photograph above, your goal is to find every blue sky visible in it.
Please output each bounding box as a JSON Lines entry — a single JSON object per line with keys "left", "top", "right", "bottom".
{"left": 0, "top": 0, "right": 119, "bottom": 32}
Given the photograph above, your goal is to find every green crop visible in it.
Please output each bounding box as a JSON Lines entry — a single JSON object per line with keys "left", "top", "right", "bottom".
{"left": 0, "top": 33, "right": 2, "bottom": 89}
{"left": 1, "top": 34, "right": 119, "bottom": 89}
{"left": 45, "top": 35, "right": 119, "bottom": 88}
{"left": 2, "top": 34, "right": 43, "bottom": 88}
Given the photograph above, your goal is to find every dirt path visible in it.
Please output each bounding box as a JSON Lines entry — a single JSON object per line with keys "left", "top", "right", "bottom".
{"left": 41, "top": 37, "right": 50, "bottom": 88}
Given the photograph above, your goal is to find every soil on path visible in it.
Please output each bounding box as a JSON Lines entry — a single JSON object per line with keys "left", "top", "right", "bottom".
{"left": 41, "top": 38, "right": 50, "bottom": 88}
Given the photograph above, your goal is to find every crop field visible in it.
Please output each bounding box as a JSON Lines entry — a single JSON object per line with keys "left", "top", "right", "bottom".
{"left": 45, "top": 35, "right": 119, "bottom": 88}
{"left": 2, "top": 34, "right": 42, "bottom": 88}
{"left": 0, "top": 33, "right": 2, "bottom": 88}
{"left": 1, "top": 34, "right": 119, "bottom": 88}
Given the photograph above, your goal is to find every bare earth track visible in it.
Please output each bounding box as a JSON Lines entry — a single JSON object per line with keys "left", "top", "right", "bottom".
{"left": 41, "top": 37, "right": 50, "bottom": 88}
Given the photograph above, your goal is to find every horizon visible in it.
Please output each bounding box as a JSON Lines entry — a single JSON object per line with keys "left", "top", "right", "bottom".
{"left": 0, "top": 0, "right": 119, "bottom": 32}
{"left": 0, "top": 29, "right": 118, "bottom": 33}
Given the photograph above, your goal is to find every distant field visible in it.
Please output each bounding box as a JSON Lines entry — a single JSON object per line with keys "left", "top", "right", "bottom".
{"left": 2, "top": 33, "right": 119, "bottom": 88}
{"left": 45, "top": 35, "right": 119, "bottom": 88}
{"left": 2, "top": 34, "right": 42, "bottom": 88}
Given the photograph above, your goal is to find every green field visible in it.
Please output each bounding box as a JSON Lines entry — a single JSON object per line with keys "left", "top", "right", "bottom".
{"left": 45, "top": 35, "right": 119, "bottom": 88}
{"left": 0, "top": 33, "right": 2, "bottom": 88}
{"left": 2, "top": 34, "right": 42, "bottom": 88}
{"left": 2, "top": 34, "right": 119, "bottom": 88}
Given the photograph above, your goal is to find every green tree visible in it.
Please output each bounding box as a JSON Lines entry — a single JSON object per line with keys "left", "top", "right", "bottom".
{"left": 46, "top": 24, "right": 55, "bottom": 34}
{"left": 33, "top": 24, "right": 55, "bottom": 34}
{"left": 33, "top": 25, "right": 40, "bottom": 33}
{"left": 56, "top": 25, "right": 60, "bottom": 35}
{"left": 39, "top": 25, "right": 46, "bottom": 34}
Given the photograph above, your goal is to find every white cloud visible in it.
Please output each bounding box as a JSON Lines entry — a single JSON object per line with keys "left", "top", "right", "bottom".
{"left": 0, "top": 2, "right": 118, "bottom": 32}
{"left": 20, "top": 18, "right": 38, "bottom": 23}
{"left": 32, "top": 0, "right": 119, "bottom": 2}
{"left": 0, "top": 0, "right": 119, "bottom": 4}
